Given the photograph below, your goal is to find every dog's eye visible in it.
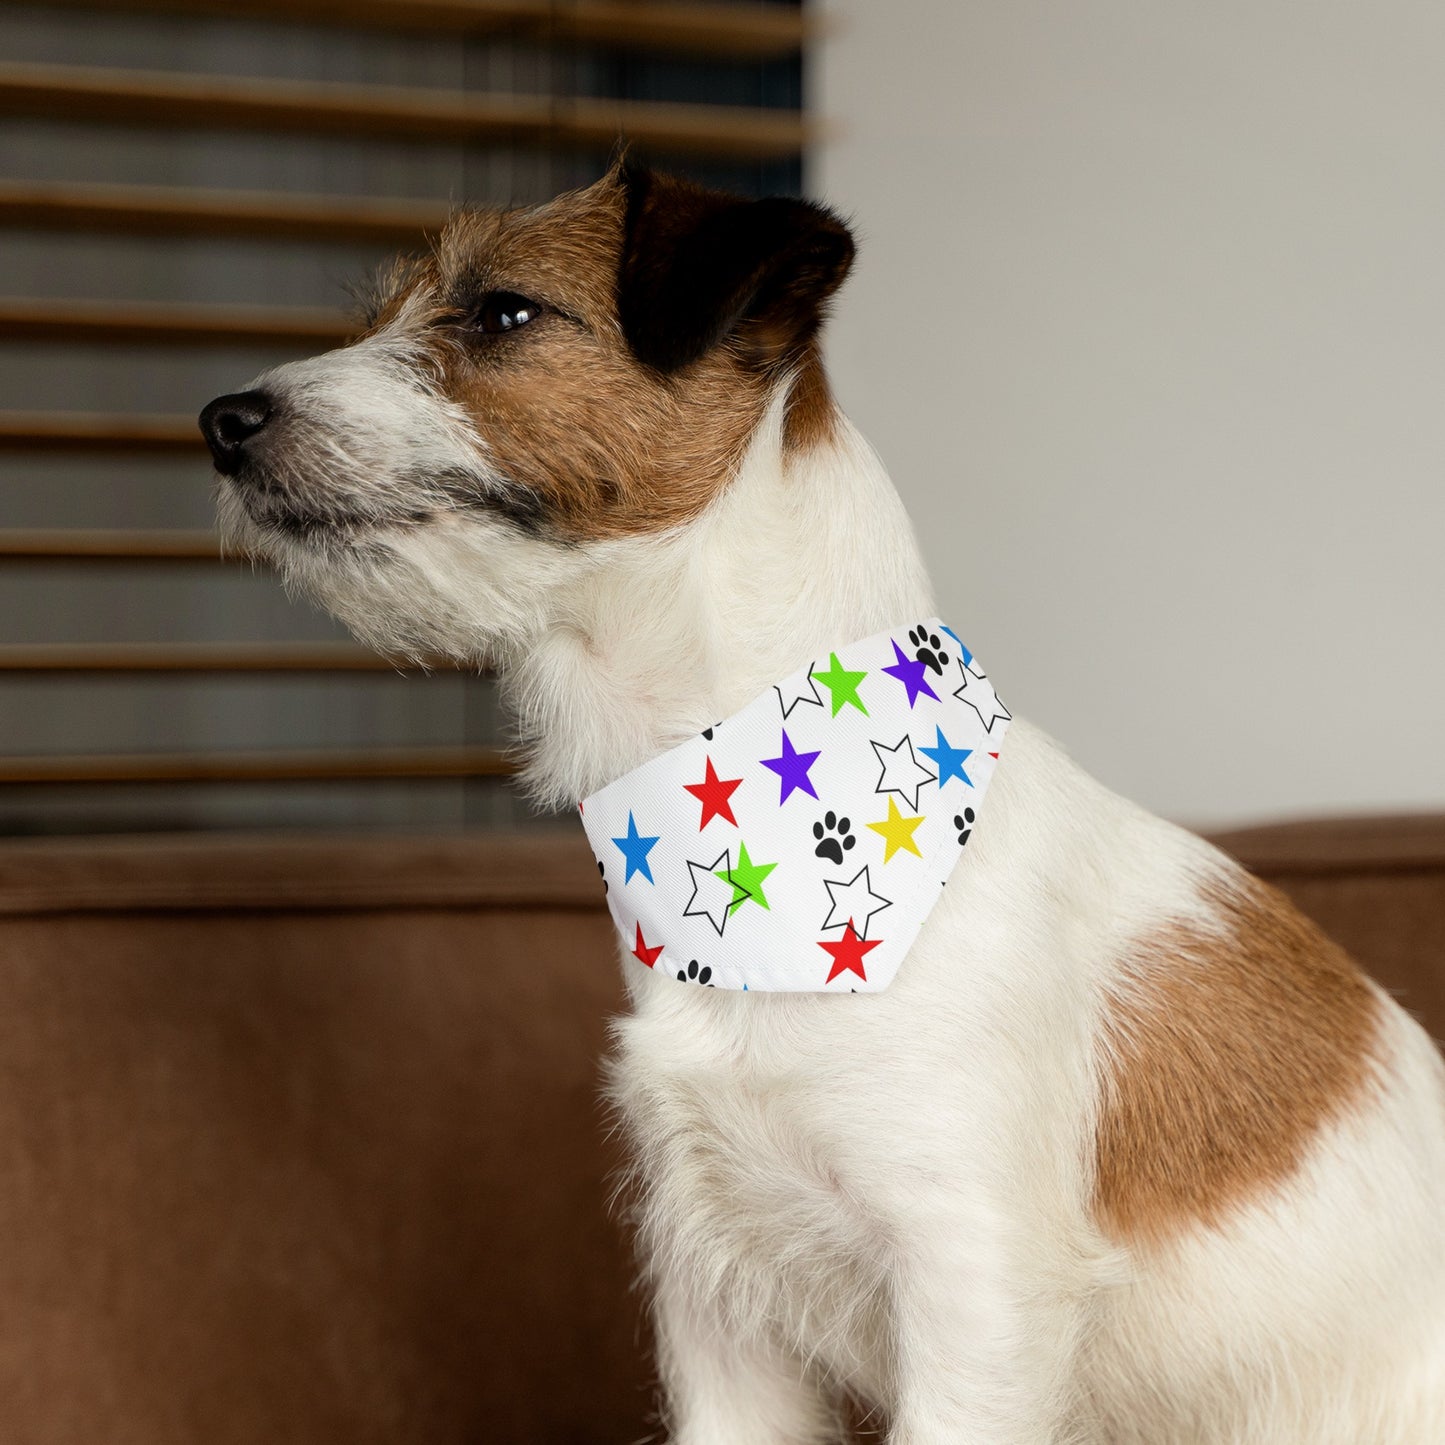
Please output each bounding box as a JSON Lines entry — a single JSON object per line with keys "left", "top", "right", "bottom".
{"left": 471, "top": 291, "right": 543, "bottom": 335}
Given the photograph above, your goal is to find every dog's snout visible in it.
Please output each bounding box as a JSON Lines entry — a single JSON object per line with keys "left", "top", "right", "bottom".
{"left": 199, "top": 390, "right": 273, "bottom": 475}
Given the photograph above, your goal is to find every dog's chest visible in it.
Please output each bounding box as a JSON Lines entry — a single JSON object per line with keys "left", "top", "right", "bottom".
{"left": 612, "top": 994, "right": 894, "bottom": 1391}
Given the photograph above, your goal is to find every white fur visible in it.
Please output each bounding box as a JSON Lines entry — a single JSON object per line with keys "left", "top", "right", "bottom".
{"left": 221, "top": 344, "right": 1445, "bottom": 1444}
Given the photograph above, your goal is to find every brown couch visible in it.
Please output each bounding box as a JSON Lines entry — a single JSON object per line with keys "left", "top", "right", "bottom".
{"left": 0, "top": 817, "right": 1440, "bottom": 1443}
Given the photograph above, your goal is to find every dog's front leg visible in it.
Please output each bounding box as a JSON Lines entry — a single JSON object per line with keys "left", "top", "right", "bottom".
{"left": 884, "top": 1220, "right": 1087, "bottom": 1445}
{"left": 653, "top": 1273, "right": 844, "bottom": 1445}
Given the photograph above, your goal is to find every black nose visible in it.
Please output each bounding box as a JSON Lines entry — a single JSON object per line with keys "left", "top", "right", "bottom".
{"left": 199, "top": 390, "right": 272, "bottom": 475}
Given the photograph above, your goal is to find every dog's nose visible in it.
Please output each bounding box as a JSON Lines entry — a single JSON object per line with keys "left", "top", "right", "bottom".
{"left": 199, "top": 390, "right": 273, "bottom": 475}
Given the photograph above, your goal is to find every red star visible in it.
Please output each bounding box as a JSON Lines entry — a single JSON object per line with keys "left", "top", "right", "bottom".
{"left": 631, "top": 923, "right": 665, "bottom": 969}
{"left": 818, "top": 919, "right": 882, "bottom": 985}
{"left": 683, "top": 756, "right": 743, "bottom": 829}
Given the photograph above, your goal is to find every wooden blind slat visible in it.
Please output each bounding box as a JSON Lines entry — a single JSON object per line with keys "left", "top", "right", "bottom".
{"left": 0, "top": 412, "right": 201, "bottom": 452}
{"left": 0, "top": 529, "right": 222, "bottom": 560}
{"left": 0, "top": 61, "right": 813, "bottom": 161}
{"left": 0, "top": 180, "right": 448, "bottom": 245}
{"left": 0, "top": 297, "right": 352, "bottom": 348}
{"left": 0, "top": 745, "right": 513, "bottom": 784}
{"left": 552, "top": 0, "right": 811, "bottom": 57}
{"left": 0, "top": 13, "right": 800, "bottom": 818}
{"left": 0, "top": 0, "right": 810, "bottom": 59}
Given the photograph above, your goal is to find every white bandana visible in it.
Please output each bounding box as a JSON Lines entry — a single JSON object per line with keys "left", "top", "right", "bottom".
{"left": 579, "top": 620, "right": 1010, "bottom": 992}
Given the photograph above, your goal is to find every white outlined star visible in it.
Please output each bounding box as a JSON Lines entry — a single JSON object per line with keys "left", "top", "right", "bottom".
{"left": 955, "top": 651, "right": 986, "bottom": 683}
{"left": 820, "top": 864, "right": 892, "bottom": 939}
{"left": 774, "top": 666, "right": 825, "bottom": 720}
{"left": 953, "top": 663, "right": 1011, "bottom": 733}
{"left": 684, "top": 848, "right": 735, "bottom": 936}
{"left": 870, "top": 734, "right": 937, "bottom": 810}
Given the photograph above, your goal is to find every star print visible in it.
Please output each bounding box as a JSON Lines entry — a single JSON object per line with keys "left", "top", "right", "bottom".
{"left": 821, "top": 864, "right": 892, "bottom": 938}
{"left": 683, "top": 756, "right": 743, "bottom": 829}
{"left": 611, "top": 810, "right": 659, "bottom": 884}
{"left": 631, "top": 923, "right": 664, "bottom": 969}
{"left": 811, "top": 652, "right": 868, "bottom": 717}
{"left": 919, "top": 726, "right": 973, "bottom": 788}
{"left": 774, "top": 668, "right": 824, "bottom": 720}
{"left": 818, "top": 920, "right": 882, "bottom": 985}
{"left": 867, "top": 796, "right": 925, "bottom": 862}
{"left": 716, "top": 840, "right": 777, "bottom": 915}
{"left": 955, "top": 651, "right": 997, "bottom": 690}
{"left": 760, "top": 729, "right": 821, "bottom": 804}
{"left": 883, "top": 639, "right": 939, "bottom": 708}
{"left": 953, "top": 667, "right": 1011, "bottom": 733}
{"left": 685, "top": 849, "right": 736, "bottom": 936}
{"left": 870, "top": 734, "right": 936, "bottom": 810}
{"left": 939, "top": 624, "right": 972, "bottom": 669}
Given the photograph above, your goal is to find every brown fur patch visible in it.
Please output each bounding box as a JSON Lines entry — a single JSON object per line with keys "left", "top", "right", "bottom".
{"left": 359, "top": 169, "right": 854, "bottom": 541}
{"left": 1093, "top": 872, "right": 1382, "bottom": 1246}
{"left": 782, "top": 343, "right": 840, "bottom": 454}
{"left": 364, "top": 176, "right": 774, "bottom": 542}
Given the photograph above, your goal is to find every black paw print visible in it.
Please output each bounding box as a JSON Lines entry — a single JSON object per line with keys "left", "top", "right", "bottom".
{"left": 812, "top": 810, "right": 857, "bottom": 865}
{"left": 597, "top": 858, "right": 607, "bottom": 893}
{"left": 954, "top": 808, "right": 976, "bottom": 846}
{"left": 908, "top": 623, "right": 951, "bottom": 676}
{"left": 677, "top": 959, "right": 714, "bottom": 987}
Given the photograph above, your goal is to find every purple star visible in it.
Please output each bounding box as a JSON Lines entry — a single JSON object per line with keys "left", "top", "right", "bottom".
{"left": 760, "top": 729, "right": 821, "bottom": 804}
{"left": 883, "top": 639, "right": 940, "bottom": 707}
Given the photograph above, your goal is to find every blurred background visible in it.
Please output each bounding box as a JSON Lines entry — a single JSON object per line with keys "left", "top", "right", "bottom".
{"left": 0, "top": 0, "right": 802, "bottom": 836}
{"left": 820, "top": 0, "right": 1445, "bottom": 827}
{"left": 2, "top": 0, "right": 1441, "bottom": 838}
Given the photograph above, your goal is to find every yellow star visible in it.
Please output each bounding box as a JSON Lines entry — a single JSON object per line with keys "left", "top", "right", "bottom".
{"left": 866, "top": 796, "right": 925, "bottom": 862}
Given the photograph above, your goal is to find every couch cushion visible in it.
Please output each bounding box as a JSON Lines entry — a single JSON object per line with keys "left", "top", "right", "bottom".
{"left": 0, "top": 831, "right": 649, "bottom": 1445}
{"left": 1213, "top": 812, "right": 1445, "bottom": 1042}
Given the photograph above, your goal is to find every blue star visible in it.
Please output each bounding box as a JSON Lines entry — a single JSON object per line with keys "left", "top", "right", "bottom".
{"left": 919, "top": 726, "right": 973, "bottom": 787}
{"left": 939, "top": 625, "right": 973, "bottom": 669}
{"left": 760, "top": 729, "right": 822, "bottom": 805}
{"left": 611, "top": 810, "right": 660, "bottom": 884}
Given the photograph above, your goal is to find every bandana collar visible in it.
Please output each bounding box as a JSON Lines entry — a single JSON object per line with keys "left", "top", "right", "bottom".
{"left": 579, "top": 619, "right": 1011, "bottom": 992}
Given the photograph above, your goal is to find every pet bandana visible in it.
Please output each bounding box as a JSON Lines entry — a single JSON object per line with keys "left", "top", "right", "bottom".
{"left": 580, "top": 620, "right": 1010, "bottom": 992}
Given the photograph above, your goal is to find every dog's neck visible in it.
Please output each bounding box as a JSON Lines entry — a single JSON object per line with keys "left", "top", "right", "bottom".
{"left": 505, "top": 390, "right": 936, "bottom": 809}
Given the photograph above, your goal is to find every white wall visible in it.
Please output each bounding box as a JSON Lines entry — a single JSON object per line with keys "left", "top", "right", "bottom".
{"left": 813, "top": 0, "right": 1445, "bottom": 827}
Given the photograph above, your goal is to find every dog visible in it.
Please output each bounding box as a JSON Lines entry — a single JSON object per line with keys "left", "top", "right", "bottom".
{"left": 200, "top": 161, "right": 1445, "bottom": 1443}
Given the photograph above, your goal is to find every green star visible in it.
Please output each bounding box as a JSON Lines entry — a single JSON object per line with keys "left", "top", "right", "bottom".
{"left": 716, "top": 840, "right": 778, "bottom": 915}
{"left": 811, "top": 652, "right": 868, "bottom": 717}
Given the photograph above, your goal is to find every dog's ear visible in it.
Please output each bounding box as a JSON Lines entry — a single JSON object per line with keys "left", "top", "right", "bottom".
{"left": 616, "top": 162, "right": 855, "bottom": 375}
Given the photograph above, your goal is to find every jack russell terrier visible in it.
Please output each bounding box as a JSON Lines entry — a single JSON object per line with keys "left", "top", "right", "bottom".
{"left": 200, "top": 162, "right": 1445, "bottom": 1444}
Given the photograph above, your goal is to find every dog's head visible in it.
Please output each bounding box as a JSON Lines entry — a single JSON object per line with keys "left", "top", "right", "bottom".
{"left": 200, "top": 162, "right": 854, "bottom": 662}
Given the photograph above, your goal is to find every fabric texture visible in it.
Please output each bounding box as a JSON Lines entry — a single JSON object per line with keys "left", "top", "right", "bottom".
{"left": 579, "top": 620, "right": 1011, "bottom": 991}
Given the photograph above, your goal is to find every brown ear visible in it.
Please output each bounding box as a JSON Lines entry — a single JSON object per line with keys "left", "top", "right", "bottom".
{"left": 616, "top": 162, "right": 855, "bottom": 375}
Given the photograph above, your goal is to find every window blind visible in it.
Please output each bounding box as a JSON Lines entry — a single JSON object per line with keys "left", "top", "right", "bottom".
{"left": 0, "top": 0, "right": 808, "bottom": 834}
